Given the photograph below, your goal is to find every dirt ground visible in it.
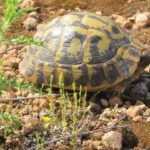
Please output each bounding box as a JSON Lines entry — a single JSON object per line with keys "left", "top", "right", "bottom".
{"left": 0, "top": 0, "right": 150, "bottom": 149}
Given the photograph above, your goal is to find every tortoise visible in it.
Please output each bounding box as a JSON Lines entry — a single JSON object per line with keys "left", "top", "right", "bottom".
{"left": 19, "top": 12, "right": 150, "bottom": 91}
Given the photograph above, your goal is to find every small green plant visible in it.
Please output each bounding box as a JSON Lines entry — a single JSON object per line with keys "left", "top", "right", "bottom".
{"left": 0, "top": 112, "right": 21, "bottom": 137}
{"left": 0, "top": 0, "right": 44, "bottom": 47}
{"left": 0, "top": 63, "right": 40, "bottom": 95}
{"left": 41, "top": 73, "right": 87, "bottom": 149}
{"left": 59, "top": 73, "right": 67, "bottom": 127}
{"left": 0, "top": 0, "right": 32, "bottom": 39}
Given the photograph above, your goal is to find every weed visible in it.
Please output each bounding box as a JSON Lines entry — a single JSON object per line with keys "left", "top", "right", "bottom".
{"left": 0, "top": 0, "right": 32, "bottom": 39}
{"left": 0, "top": 112, "right": 21, "bottom": 137}
{"left": 0, "top": 63, "right": 40, "bottom": 95}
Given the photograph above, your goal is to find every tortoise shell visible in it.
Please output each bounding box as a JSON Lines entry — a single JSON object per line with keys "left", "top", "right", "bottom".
{"left": 19, "top": 12, "right": 144, "bottom": 91}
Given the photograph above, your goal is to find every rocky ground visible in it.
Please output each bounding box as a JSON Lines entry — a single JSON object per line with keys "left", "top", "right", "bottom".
{"left": 0, "top": 0, "right": 150, "bottom": 150}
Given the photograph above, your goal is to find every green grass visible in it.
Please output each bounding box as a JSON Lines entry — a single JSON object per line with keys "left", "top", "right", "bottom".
{"left": 0, "top": 63, "right": 40, "bottom": 95}
{"left": 0, "top": 112, "right": 21, "bottom": 137}
{"left": 0, "top": 0, "right": 44, "bottom": 47}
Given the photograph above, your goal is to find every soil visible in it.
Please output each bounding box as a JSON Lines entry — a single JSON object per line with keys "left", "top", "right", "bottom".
{"left": 0, "top": 0, "right": 150, "bottom": 150}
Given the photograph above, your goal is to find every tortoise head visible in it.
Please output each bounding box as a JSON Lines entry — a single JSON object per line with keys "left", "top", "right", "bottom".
{"left": 139, "top": 49, "right": 150, "bottom": 68}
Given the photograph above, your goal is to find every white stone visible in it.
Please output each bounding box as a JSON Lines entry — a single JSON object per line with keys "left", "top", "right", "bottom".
{"left": 135, "top": 12, "right": 150, "bottom": 28}
{"left": 102, "top": 131, "right": 122, "bottom": 150}
{"left": 23, "top": 17, "right": 38, "bottom": 30}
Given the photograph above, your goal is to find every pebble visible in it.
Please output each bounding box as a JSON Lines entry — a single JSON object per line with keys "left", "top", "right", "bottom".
{"left": 100, "top": 99, "right": 109, "bottom": 107}
{"left": 58, "top": 8, "right": 66, "bottom": 16}
{"left": 143, "top": 108, "right": 150, "bottom": 117}
{"left": 22, "top": 90, "right": 29, "bottom": 97}
{"left": 147, "top": 117, "right": 150, "bottom": 122}
{"left": 87, "top": 102, "right": 101, "bottom": 115}
{"left": 95, "top": 11, "right": 103, "bottom": 16}
{"left": 21, "top": 117, "right": 43, "bottom": 135}
{"left": 19, "top": 107, "right": 29, "bottom": 115}
{"left": 124, "top": 101, "right": 131, "bottom": 107}
{"left": 102, "top": 108, "right": 112, "bottom": 117}
{"left": 92, "top": 132, "right": 103, "bottom": 140}
{"left": 132, "top": 115, "right": 143, "bottom": 122}
{"left": 126, "top": 105, "right": 146, "bottom": 118}
{"left": 135, "top": 100, "right": 145, "bottom": 105}
{"left": 19, "top": 0, "right": 35, "bottom": 8}
{"left": 5, "top": 71, "right": 16, "bottom": 78}
{"left": 135, "top": 12, "right": 150, "bottom": 28}
{"left": 23, "top": 17, "right": 38, "bottom": 30}
{"left": 11, "top": 58, "right": 20, "bottom": 70}
{"left": 109, "top": 96, "right": 123, "bottom": 107}
{"left": 75, "top": 7, "right": 81, "bottom": 12}
{"left": 39, "top": 99, "right": 49, "bottom": 108}
{"left": 111, "top": 14, "right": 132, "bottom": 29}
{"left": 102, "top": 131, "right": 122, "bottom": 150}
{"left": 92, "top": 141, "right": 102, "bottom": 149}
{"left": 28, "top": 12, "right": 39, "bottom": 19}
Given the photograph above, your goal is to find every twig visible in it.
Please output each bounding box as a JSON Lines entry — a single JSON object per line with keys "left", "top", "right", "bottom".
{"left": 28, "top": 124, "right": 130, "bottom": 150}
{"left": 0, "top": 93, "right": 73, "bottom": 103}
{"left": 0, "top": 44, "right": 25, "bottom": 56}
{"left": 0, "top": 96, "right": 47, "bottom": 103}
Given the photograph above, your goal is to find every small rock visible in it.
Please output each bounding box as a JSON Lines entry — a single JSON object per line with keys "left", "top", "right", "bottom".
{"left": 5, "top": 71, "right": 15, "bottom": 78}
{"left": 111, "top": 14, "right": 132, "bottom": 29}
{"left": 28, "top": 12, "right": 39, "bottom": 19}
{"left": 20, "top": 0, "right": 35, "bottom": 8}
{"left": 126, "top": 105, "right": 145, "bottom": 118}
{"left": 143, "top": 108, "right": 150, "bottom": 117}
{"left": 87, "top": 102, "right": 101, "bottom": 115}
{"left": 124, "top": 101, "right": 131, "bottom": 107}
{"left": 132, "top": 115, "right": 143, "bottom": 122}
{"left": 102, "top": 131, "right": 122, "bottom": 150}
{"left": 92, "top": 132, "right": 103, "bottom": 140}
{"left": 58, "top": 8, "right": 66, "bottom": 16}
{"left": 32, "top": 106, "right": 40, "bottom": 112}
{"left": 92, "top": 141, "right": 102, "bottom": 149}
{"left": 11, "top": 58, "right": 20, "bottom": 70}
{"left": 109, "top": 96, "right": 123, "bottom": 107}
{"left": 95, "top": 11, "right": 103, "bottom": 16}
{"left": 102, "top": 108, "right": 112, "bottom": 117}
{"left": 82, "top": 140, "right": 94, "bottom": 149}
{"left": 22, "top": 90, "right": 29, "bottom": 97}
{"left": 21, "top": 117, "right": 43, "bottom": 135}
{"left": 147, "top": 117, "right": 150, "bottom": 122}
{"left": 39, "top": 99, "right": 49, "bottom": 108}
{"left": 5, "top": 134, "right": 17, "bottom": 145}
{"left": 32, "top": 98, "right": 40, "bottom": 106}
{"left": 19, "top": 107, "right": 29, "bottom": 115}
{"left": 127, "top": 0, "right": 133, "bottom": 3}
{"left": 23, "top": 17, "right": 38, "bottom": 30}
{"left": 100, "top": 99, "right": 108, "bottom": 107}
{"left": 135, "top": 12, "right": 150, "bottom": 28}
{"left": 135, "top": 100, "right": 145, "bottom": 105}
{"left": 0, "top": 46, "right": 7, "bottom": 52}
{"left": 7, "top": 48, "right": 17, "bottom": 55}
{"left": 75, "top": 7, "right": 81, "bottom": 12}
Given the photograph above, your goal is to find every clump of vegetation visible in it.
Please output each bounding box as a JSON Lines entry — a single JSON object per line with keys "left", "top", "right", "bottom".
{"left": 36, "top": 74, "right": 87, "bottom": 149}
{"left": 0, "top": 63, "right": 40, "bottom": 95}
{"left": 0, "top": 112, "right": 21, "bottom": 137}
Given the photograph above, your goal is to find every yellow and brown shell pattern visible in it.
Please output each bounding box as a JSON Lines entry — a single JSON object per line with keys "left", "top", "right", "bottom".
{"left": 19, "top": 12, "right": 144, "bottom": 91}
